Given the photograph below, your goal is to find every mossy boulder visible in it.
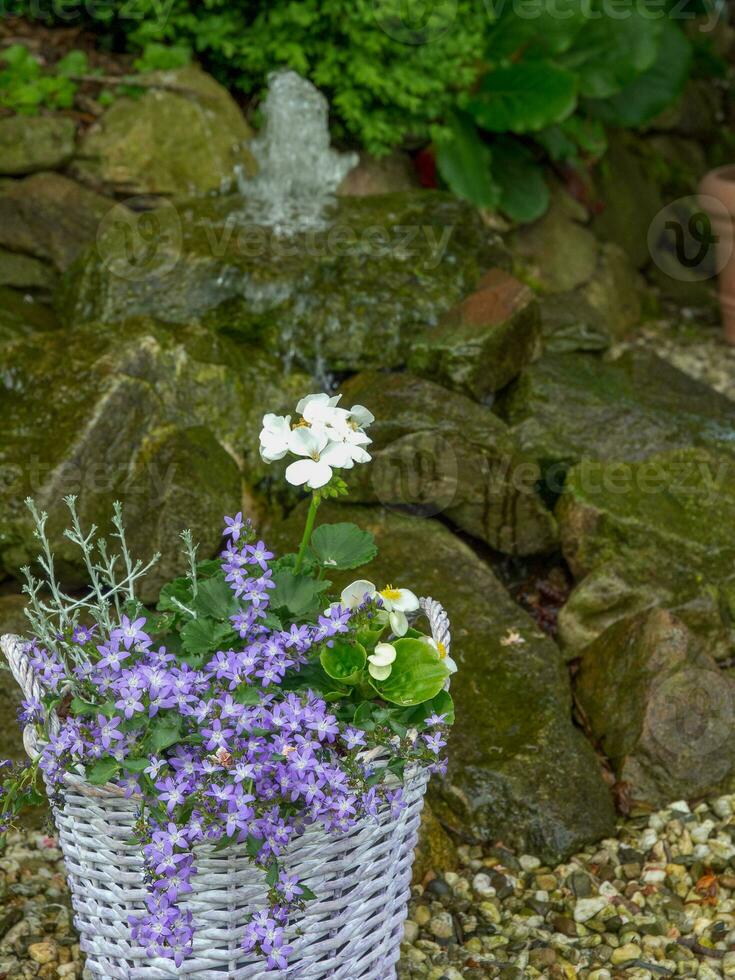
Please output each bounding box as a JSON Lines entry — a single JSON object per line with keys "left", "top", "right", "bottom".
{"left": 407, "top": 269, "right": 540, "bottom": 399}
{"left": 0, "top": 248, "right": 56, "bottom": 292}
{"left": 0, "top": 319, "right": 306, "bottom": 598}
{"left": 538, "top": 291, "right": 612, "bottom": 354}
{"left": 340, "top": 370, "right": 557, "bottom": 556}
{"left": 412, "top": 803, "right": 459, "bottom": 884}
{"left": 0, "top": 173, "right": 113, "bottom": 272}
{"left": 0, "top": 288, "right": 59, "bottom": 343}
{"left": 576, "top": 609, "right": 735, "bottom": 806}
{"left": 511, "top": 187, "right": 599, "bottom": 293}
{"left": 556, "top": 448, "right": 735, "bottom": 658}
{"left": 71, "top": 66, "right": 256, "bottom": 197}
{"left": 268, "top": 503, "right": 616, "bottom": 863}
{"left": 58, "top": 191, "right": 508, "bottom": 375}
{"left": 498, "top": 350, "right": 735, "bottom": 495}
{"left": 0, "top": 115, "right": 76, "bottom": 176}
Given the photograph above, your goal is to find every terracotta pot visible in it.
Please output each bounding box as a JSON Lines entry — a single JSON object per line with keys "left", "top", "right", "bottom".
{"left": 699, "top": 165, "right": 735, "bottom": 344}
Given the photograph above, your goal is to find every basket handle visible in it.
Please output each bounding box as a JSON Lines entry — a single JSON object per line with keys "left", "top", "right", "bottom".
{"left": 1, "top": 634, "right": 45, "bottom": 705}
{"left": 419, "top": 596, "right": 451, "bottom": 661}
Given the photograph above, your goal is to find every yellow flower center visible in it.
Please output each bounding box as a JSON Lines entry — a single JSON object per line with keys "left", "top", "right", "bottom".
{"left": 380, "top": 585, "right": 402, "bottom": 602}
{"left": 437, "top": 641, "right": 447, "bottom": 659}
{"left": 292, "top": 419, "right": 310, "bottom": 429}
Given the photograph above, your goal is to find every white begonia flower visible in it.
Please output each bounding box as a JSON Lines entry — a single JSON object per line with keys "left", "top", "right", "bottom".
{"left": 377, "top": 585, "right": 420, "bottom": 637}
{"left": 285, "top": 426, "right": 353, "bottom": 490}
{"left": 259, "top": 413, "right": 292, "bottom": 462}
{"left": 340, "top": 580, "right": 377, "bottom": 610}
{"left": 427, "top": 636, "right": 458, "bottom": 676}
{"left": 368, "top": 641, "right": 397, "bottom": 681}
{"left": 348, "top": 404, "right": 375, "bottom": 429}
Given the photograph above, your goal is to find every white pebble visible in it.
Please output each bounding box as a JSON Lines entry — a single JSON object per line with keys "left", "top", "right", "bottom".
{"left": 574, "top": 897, "right": 608, "bottom": 923}
{"left": 669, "top": 800, "right": 691, "bottom": 814}
{"left": 713, "top": 797, "right": 734, "bottom": 820}
{"left": 691, "top": 820, "right": 715, "bottom": 843}
{"left": 472, "top": 873, "right": 496, "bottom": 898}
{"left": 639, "top": 828, "right": 658, "bottom": 851}
{"left": 642, "top": 866, "right": 666, "bottom": 884}
{"left": 520, "top": 854, "right": 541, "bottom": 871}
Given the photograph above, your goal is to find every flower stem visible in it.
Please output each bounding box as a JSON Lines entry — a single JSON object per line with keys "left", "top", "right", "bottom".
{"left": 294, "top": 493, "right": 320, "bottom": 574}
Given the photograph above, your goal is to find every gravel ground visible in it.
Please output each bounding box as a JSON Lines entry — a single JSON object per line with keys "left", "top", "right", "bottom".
{"left": 1, "top": 796, "right": 735, "bottom": 978}
{"left": 399, "top": 796, "right": 735, "bottom": 980}
{"left": 614, "top": 314, "right": 735, "bottom": 402}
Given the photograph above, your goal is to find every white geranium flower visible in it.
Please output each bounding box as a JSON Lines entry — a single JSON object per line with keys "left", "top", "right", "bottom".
{"left": 285, "top": 427, "right": 352, "bottom": 490}
{"left": 297, "top": 393, "right": 349, "bottom": 429}
{"left": 427, "top": 636, "right": 457, "bottom": 675}
{"left": 325, "top": 416, "right": 372, "bottom": 467}
{"left": 259, "top": 413, "right": 292, "bottom": 462}
{"left": 368, "top": 641, "right": 396, "bottom": 681}
{"left": 340, "top": 580, "right": 377, "bottom": 610}
{"left": 377, "top": 585, "right": 420, "bottom": 637}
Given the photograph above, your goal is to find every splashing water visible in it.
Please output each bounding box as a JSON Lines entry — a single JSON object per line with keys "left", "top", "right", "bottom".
{"left": 235, "top": 71, "right": 358, "bottom": 234}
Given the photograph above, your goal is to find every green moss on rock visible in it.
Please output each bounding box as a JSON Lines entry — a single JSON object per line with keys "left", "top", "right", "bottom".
{"left": 0, "top": 115, "right": 76, "bottom": 176}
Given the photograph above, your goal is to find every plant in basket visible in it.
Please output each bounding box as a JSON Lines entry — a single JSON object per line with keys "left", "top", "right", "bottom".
{"left": 0, "top": 391, "right": 455, "bottom": 974}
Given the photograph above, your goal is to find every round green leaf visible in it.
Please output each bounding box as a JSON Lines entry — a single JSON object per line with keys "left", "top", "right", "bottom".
{"left": 320, "top": 639, "right": 367, "bottom": 686}
{"left": 435, "top": 111, "right": 500, "bottom": 209}
{"left": 490, "top": 137, "right": 550, "bottom": 223}
{"left": 309, "top": 523, "right": 377, "bottom": 570}
{"left": 487, "top": 0, "right": 587, "bottom": 59}
{"left": 467, "top": 60, "right": 577, "bottom": 134}
{"left": 369, "top": 638, "right": 449, "bottom": 707}
{"left": 560, "top": 11, "right": 662, "bottom": 99}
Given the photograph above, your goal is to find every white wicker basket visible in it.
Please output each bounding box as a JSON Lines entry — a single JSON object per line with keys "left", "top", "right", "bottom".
{"left": 1, "top": 596, "right": 451, "bottom": 979}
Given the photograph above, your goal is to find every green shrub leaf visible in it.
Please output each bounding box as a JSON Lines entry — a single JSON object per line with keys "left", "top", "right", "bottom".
{"left": 369, "top": 638, "right": 449, "bottom": 706}
{"left": 180, "top": 617, "right": 236, "bottom": 657}
{"left": 87, "top": 757, "right": 120, "bottom": 785}
{"left": 269, "top": 568, "right": 330, "bottom": 619}
{"left": 491, "top": 137, "right": 549, "bottom": 223}
{"left": 309, "top": 523, "right": 377, "bottom": 571}
{"left": 191, "top": 576, "right": 239, "bottom": 621}
{"left": 467, "top": 60, "right": 577, "bottom": 134}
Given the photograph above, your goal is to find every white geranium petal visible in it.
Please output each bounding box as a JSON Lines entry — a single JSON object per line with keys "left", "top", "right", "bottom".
{"left": 350, "top": 404, "right": 375, "bottom": 428}
{"left": 288, "top": 426, "right": 328, "bottom": 457}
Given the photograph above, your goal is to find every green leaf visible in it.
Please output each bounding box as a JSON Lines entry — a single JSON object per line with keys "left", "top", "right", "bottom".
{"left": 122, "top": 758, "right": 149, "bottom": 772}
{"left": 487, "top": 0, "right": 587, "bottom": 59}
{"left": 435, "top": 111, "right": 500, "bottom": 209}
{"left": 369, "top": 638, "right": 449, "bottom": 707}
{"left": 56, "top": 50, "right": 89, "bottom": 77}
{"left": 87, "top": 757, "right": 120, "bottom": 785}
{"left": 560, "top": 10, "right": 662, "bottom": 99}
{"left": 70, "top": 697, "right": 98, "bottom": 717}
{"left": 191, "top": 576, "right": 239, "bottom": 621}
{"left": 356, "top": 624, "right": 386, "bottom": 651}
{"left": 146, "top": 715, "right": 182, "bottom": 754}
{"left": 403, "top": 690, "right": 456, "bottom": 728}
{"left": 586, "top": 20, "right": 691, "bottom": 127}
{"left": 467, "top": 60, "right": 577, "bottom": 134}
{"left": 309, "top": 523, "right": 377, "bottom": 571}
{"left": 269, "top": 568, "right": 329, "bottom": 619}
{"left": 300, "top": 883, "right": 317, "bottom": 901}
{"left": 157, "top": 576, "right": 193, "bottom": 614}
{"left": 320, "top": 640, "right": 367, "bottom": 685}
{"left": 265, "top": 861, "right": 279, "bottom": 888}
{"left": 491, "top": 137, "right": 550, "bottom": 223}
{"left": 234, "top": 685, "right": 262, "bottom": 706}
{"left": 180, "top": 617, "right": 236, "bottom": 657}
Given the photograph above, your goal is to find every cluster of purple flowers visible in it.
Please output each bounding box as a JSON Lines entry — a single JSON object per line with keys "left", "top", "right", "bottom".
{"left": 19, "top": 516, "right": 448, "bottom": 971}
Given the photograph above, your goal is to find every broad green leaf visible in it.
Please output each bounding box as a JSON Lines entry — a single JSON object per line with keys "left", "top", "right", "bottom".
{"left": 369, "top": 638, "right": 449, "bottom": 707}
{"left": 234, "top": 684, "right": 262, "bottom": 706}
{"left": 269, "top": 568, "right": 329, "bottom": 619}
{"left": 491, "top": 137, "right": 550, "bottom": 223}
{"left": 487, "top": 0, "right": 587, "bottom": 59}
{"left": 586, "top": 20, "right": 691, "bottom": 127}
{"left": 180, "top": 617, "right": 236, "bottom": 657}
{"left": 560, "top": 10, "right": 662, "bottom": 99}
{"left": 71, "top": 697, "right": 98, "bottom": 717}
{"left": 320, "top": 640, "right": 367, "bottom": 685}
{"left": 56, "top": 50, "right": 89, "bottom": 77}
{"left": 87, "top": 757, "right": 120, "bottom": 785}
{"left": 467, "top": 60, "right": 577, "bottom": 134}
{"left": 122, "top": 758, "right": 149, "bottom": 772}
{"left": 309, "top": 523, "right": 378, "bottom": 571}
{"left": 403, "top": 690, "right": 456, "bottom": 727}
{"left": 191, "top": 576, "right": 239, "bottom": 621}
{"left": 353, "top": 701, "right": 377, "bottom": 731}
{"left": 146, "top": 715, "right": 182, "bottom": 754}
{"left": 435, "top": 111, "right": 500, "bottom": 210}
{"left": 157, "top": 576, "right": 193, "bottom": 614}
{"left": 356, "top": 624, "right": 386, "bottom": 652}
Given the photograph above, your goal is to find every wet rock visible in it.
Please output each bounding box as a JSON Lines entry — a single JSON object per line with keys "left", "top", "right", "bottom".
{"left": 512, "top": 187, "right": 598, "bottom": 293}
{"left": 0, "top": 173, "right": 113, "bottom": 272}
{"left": 576, "top": 609, "right": 735, "bottom": 807}
{"left": 0, "top": 318, "right": 306, "bottom": 598}
{"left": 557, "top": 447, "right": 735, "bottom": 656}
{"left": 0, "top": 116, "right": 76, "bottom": 176}
{"left": 538, "top": 290, "right": 612, "bottom": 354}
{"left": 0, "top": 249, "right": 56, "bottom": 292}
{"left": 269, "top": 503, "right": 616, "bottom": 863}
{"left": 407, "top": 269, "right": 540, "bottom": 399}
{"left": 592, "top": 133, "right": 664, "bottom": 269}
{"left": 498, "top": 350, "right": 735, "bottom": 495}
{"left": 0, "top": 288, "right": 59, "bottom": 343}
{"left": 581, "top": 243, "right": 643, "bottom": 341}
{"left": 60, "top": 191, "right": 507, "bottom": 376}
{"left": 71, "top": 66, "right": 256, "bottom": 197}
{"left": 337, "top": 151, "right": 419, "bottom": 196}
{"left": 413, "top": 803, "right": 458, "bottom": 884}
{"left": 340, "top": 370, "right": 557, "bottom": 556}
